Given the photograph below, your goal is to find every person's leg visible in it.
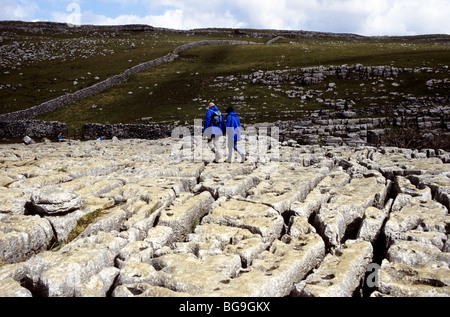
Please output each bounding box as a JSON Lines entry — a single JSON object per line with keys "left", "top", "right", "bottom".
{"left": 213, "top": 136, "right": 222, "bottom": 162}
{"left": 226, "top": 132, "right": 235, "bottom": 162}
{"left": 234, "top": 141, "right": 243, "bottom": 155}
{"left": 207, "top": 135, "right": 217, "bottom": 157}
{"left": 227, "top": 141, "right": 234, "bottom": 162}
{"left": 235, "top": 141, "right": 245, "bottom": 162}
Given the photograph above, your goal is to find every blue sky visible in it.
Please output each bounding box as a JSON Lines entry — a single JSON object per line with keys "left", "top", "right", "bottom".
{"left": 1, "top": 0, "right": 449, "bottom": 36}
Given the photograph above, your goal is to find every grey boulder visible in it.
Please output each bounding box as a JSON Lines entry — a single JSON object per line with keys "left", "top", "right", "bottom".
{"left": 31, "top": 187, "right": 82, "bottom": 215}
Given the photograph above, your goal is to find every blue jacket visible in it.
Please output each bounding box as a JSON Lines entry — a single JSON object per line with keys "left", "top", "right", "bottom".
{"left": 225, "top": 111, "right": 242, "bottom": 141}
{"left": 203, "top": 105, "right": 224, "bottom": 137}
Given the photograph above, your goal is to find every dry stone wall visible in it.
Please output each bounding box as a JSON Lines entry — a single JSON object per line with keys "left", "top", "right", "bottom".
{"left": 0, "top": 53, "right": 176, "bottom": 122}
{"left": 0, "top": 120, "right": 68, "bottom": 139}
{"left": 0, "top": 136, "right": 449, "bottom": 297}
{"left": 82, "top": 122, "right": 176, "bottom": 140}
{"left": 0, "top": 40, "right": 254, "bottom": 123}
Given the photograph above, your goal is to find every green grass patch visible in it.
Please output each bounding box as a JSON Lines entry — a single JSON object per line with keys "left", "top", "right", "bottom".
{"left": 66, "top": 208, "right": 105, "bottom": 243}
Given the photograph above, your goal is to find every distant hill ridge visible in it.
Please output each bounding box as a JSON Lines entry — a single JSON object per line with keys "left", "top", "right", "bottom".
{"left": 1, "top": 20, "right": 449, "bottom": 40}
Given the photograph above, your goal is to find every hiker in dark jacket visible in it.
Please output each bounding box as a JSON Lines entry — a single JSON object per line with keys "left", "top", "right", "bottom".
{"left": 225, "top": 106, "right": 245, "bottom": 162}
{"left": 203, "top": 102, "right": 224, "bottom": 162}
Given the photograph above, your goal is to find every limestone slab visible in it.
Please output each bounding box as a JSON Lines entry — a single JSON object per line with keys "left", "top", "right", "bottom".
{"left": 0, "top": 214, "right": 54, "bottom": 264}
{"left": 158, "top": 191, "right": 214, "bottom": 241}
{"left": 376, "top": 259, "right": 450, "bottom": 297}
{"left": 293, "top": 239, "right": 373, "bottom": 297}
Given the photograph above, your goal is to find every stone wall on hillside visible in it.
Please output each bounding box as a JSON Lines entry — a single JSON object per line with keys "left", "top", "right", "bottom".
{"left": 0, "top": 40, "right": 254, "bottom": 122}
{"left": 244, "top": 64, "right": 403, "bottom": 86}
{"left": 82, "top": 122, "right": 176, "bottom": 140}
{"left": 0, "top": 120, "right": 67, "bottom": 139}
{"left": 0, "top": 115, "right": 447, "bottom": 150}
{"left": 0, "top": 53, "right": 177, "bottom": 122}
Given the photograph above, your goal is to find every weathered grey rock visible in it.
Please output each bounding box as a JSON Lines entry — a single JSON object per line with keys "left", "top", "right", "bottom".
{"left": 384, "top": 196, "right": 449, "bottom": 249}
{"left": 314, "top": 207, "right": 346, "bottom": 250}
{"left": 31, "top": 187, "right": 82, "bottom": 215}
{"left": 0, "top": 214, "right": 54, "bottom": 264}
{"left": 215, "top": 234, "right": 325, "bottom": 297}
{"left": 78, "top": 206, "right": 128, "bottom": 238}
{"left": 74, "top": 267, "right": 120, "bottom": 297}
{"left": 115, "top": 241, "right": 154, "bottom": 270}
{"left": 376, "top": 259, "right": 450, "bottom": 297}
{"left": 77, "top": 179, "right": 124, "bottom": 198}
{"left": 317, "top": 169, "right": 351, "bottom": 189}
{"left": 200, "top": 174, "right": 260, "bottom": 199}
{"left": 1, "top": 137, "right": 449, "bottom": 298}
{"left": 180, "top": 223, "right": 254, "bottom": 267}
{"left": 293, "top": 239, "right": 373, "bottom": 297}
{"left": 121, "top": 199, "right": 169, "bottom": 240}
{"left": 408, "top": 174, "right": 450, "bottom": 209}
{"left": 387, "top": 241, "right": 450, "bottom": 267}
{"left": 339, "top": 111, "right": 357, "bottom": 119}
{"left": 315, "top": 176, "right": 388, "bottom": 249}
{"left": 291, "top": 188, "right": 330, "bottom": 218}
{"left": 8, "top": 173, "right": 74, "bottom": 192}
{"left": 287, "top": 216, "right": 317, "bottom": 238}
{"left": 0, "top": 188, "right": 30, "bottom": 215}
{"left": 244, "top": 164, "right": 329, "bottom": 214}
{"left": 145, "top": 252, "right": 243, "bottom": 295}
{"left": 44, "top": 209, "right": 86, "bottom": 242}
{"left": 112, "top": 282, "right": 189, "bottom": 297}
{"left": 24, "top": 231, "right": 127, "bottom": 297}
{"left": 104, "top": 183, "right": 176, "bottom": 207}
{"left": 144, "top": 225, "right": 175, "bottom": 250}
{"left": 158, "top": 191, "right": 214, "bottom": 241}
{"left": 225, "top": 237, "right": 269, "bottom": 267}
{"left": 394, "top": 176, "right": 432, "bottom": 201}
{"left": 0, "top": 277, "right": 33, "bottom": 297}
{"left": 202, "top": 199, "right": 284, "bottom": 244}
{"left": 358, "top": 199, "right": 393, "bottom": 243}
{"left": 22, "top": 136, "right": 35, "bottom": 145}
{"left": 114, "top": 261, "right": 163, "bottom": 288}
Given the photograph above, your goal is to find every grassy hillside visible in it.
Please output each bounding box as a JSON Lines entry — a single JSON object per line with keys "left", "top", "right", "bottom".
{"left": 1, "top": 21, "right": 449, "bottom": 135}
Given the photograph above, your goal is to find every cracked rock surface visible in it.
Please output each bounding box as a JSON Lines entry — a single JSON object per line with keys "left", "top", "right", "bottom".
{"left": 0, "top": 137, "right": 449, "bottom": 297}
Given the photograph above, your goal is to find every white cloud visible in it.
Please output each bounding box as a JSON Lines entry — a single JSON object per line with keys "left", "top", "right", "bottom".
{"left": 362, "top": 0, "right": 450, "bottom": 35}
{"left": 228, "top": 0, "right": 300, "bottom": 30}
{"left": 227, "top": 0, "right": 450, "bottom": 35}
{"left": 137, "top": 0, "right": 246, "bottom": 29}
{"left": 55, "top": 9, "right": 244, "bottom": 30}
{"left": 0, "top": 0, "right": 40, "bottom": 20}
{"left": 49, "top": 0, "right": 245, "bottom": 29}
{"left": 83, "top": 9, "right": 186, "bottom": 28}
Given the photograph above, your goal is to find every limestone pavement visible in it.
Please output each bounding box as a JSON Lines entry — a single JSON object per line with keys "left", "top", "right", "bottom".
{"left": 0, "top": 135, "right": 449, "bottom": 297}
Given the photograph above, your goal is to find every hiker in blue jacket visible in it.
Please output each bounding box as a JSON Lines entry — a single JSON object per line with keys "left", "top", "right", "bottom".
{"left": 225, "top": 106, "right": 245, "bottom": 163}
{"left": 203, "top": 102, "right": 224, "bottom": 162}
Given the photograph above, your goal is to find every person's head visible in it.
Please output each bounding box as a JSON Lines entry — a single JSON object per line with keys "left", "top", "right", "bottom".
{"left": 208, "top": 102, "right": 215, "bottom": 109}
{"left": 226, "top": 106, "right": 234, "bottom": 114}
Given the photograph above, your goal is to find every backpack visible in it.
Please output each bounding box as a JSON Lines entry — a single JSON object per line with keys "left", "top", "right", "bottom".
{"left": 212, "top": 110, "right": 223, "bottom": 126}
